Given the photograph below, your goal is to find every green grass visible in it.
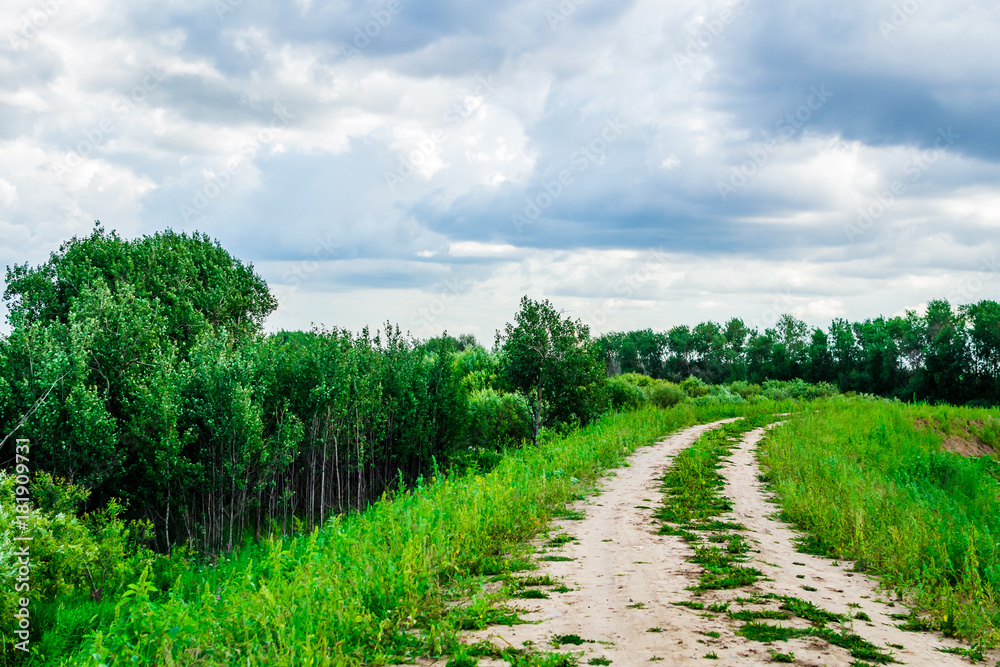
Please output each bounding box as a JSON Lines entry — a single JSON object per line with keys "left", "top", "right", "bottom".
{"left": 737, "top": 622, "right": 896, "bottom": 664}
{"left": 936, "top": 645, "right": 987, "bottom": 662}
{"left": 551, "top": 634, "right": 590, "bottom": 646}
{"left": 654, "top": 417, "right": 779, "bottom": 593}
{"left": 758, "top": 397, "right": 1000, "bottom": 645}
{"left": 20, "top": 401, "right": 788, "bottom": 666}
{"left": 671, "top": 600, "right": 705, "bottom": 610}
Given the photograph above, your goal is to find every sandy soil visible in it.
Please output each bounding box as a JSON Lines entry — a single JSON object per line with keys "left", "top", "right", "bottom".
{"left": 461, "top": 420, "right": 1000, "bottom": 666}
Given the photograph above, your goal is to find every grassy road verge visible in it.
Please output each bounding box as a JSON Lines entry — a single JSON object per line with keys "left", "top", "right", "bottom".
{"left": 31, "top": 402, "right": 787, "bottom": 666}
{"left": 758, "top": 397, "right": 1000, "bottom": 647}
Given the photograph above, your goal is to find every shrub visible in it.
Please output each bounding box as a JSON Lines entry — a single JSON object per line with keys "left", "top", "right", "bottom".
{"left": 650, "top": 381, "right": 687, "bottom": 408}
{"left": 726, "top": 381, "right": 762, "bottom": 399}
{"left": 0, "top": 471, "right": 179, "bottom": 657}
{"left": 467, "top": 388, "right": 534, "bottom": 449}
{"left": 680, "top": 375, "right": 711, "bottom": 398}
{"left": 618, "top": 372, "right": 657, "bottom": 389}
{"left": 762, "top": 379, "right": 839, "bottom": 401}
{"left": 607, "top": 376, "right": 649, "bottom": 410}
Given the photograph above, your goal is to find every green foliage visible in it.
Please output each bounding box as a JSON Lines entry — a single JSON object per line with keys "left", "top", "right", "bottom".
{"left": 55, "top": 404, "right": 764, "bottom": 666}
{"left": 597, "top": 300, "right": 1000, "bottom": 405}
{"left": 759, "top": 397, "right": 1000, "bottom": 645}
{"left": 0, "top": 471, "right": 184, "bottom": 658}
{"left": 497, "top": 297, "right": 607, "bottom": 442}
{"left": 650, "top": 382, "right": 686, "bottom": 408}
{"left": 467, "top": 388, "right": 533, "bottom": 449}
{"left": 680, "top": 375, "right": 711, "bottom": 398}
{"left": 3, "top": 225, "right": 275, "bottom": 347}
{"left": 606, "top": 376, "right": 648, "bottom": 410}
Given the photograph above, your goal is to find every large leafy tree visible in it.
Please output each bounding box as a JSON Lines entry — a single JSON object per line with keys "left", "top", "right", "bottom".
{"left": 962, "top": 300, "right": 1000, "bottom": 402}
{"left": 919, "top": 300, "right": 974, "bottom": 404}
{"left": 4, "top": 224, "right": 276, "bottom": 349}
{"left": 1, "top": 226, "right": 280, "bottom": 542}
{"left": 497, "top": 297, "right": 606, "bottom": 442}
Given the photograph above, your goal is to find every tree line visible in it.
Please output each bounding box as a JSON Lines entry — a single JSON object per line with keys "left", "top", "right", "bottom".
{"left": 2, "top": 227, "right": 995, "bottom": 554}
{"left": 0, "top": 228, "right": 604, "bottom": 552}
{"left": 596, "top": 304, "right": 1000, "bottom": 406}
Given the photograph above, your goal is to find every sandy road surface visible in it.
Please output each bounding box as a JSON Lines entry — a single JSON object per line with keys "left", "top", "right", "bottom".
{"left": 465, "top": 420, "right": 998, "bottom": 666}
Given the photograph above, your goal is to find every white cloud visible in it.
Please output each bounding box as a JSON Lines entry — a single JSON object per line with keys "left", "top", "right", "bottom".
{"left": 1, "top": 0, "right": 999, "bottom": 335}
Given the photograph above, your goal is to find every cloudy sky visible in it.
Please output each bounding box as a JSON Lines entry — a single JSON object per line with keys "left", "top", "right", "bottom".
{"left": 1, "top": 0, "right": 998, "bottom": 340}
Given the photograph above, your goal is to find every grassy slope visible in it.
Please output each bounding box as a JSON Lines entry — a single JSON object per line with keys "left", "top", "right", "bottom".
{"left": 32, "top": 401, "right": 787, "bottom": 667}
{"left": 758, "top": 396, "right": 1000, "bottom": 646}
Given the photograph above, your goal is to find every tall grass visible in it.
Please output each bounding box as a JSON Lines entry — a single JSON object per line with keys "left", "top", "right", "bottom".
{"left": 16, "top": 401, "right": 787, "bottom": 666}
{"left": 758, "top": 397, "right": 1000, "bottom": 645}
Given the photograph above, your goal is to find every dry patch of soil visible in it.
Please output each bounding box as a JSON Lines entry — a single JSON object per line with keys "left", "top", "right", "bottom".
{"left": 915, "top": 418, "right": 997, "bottom": 458}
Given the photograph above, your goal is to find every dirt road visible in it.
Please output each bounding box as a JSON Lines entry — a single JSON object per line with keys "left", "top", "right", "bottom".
{"left": 468, "top": 420, "right": 998, "bottom": 666}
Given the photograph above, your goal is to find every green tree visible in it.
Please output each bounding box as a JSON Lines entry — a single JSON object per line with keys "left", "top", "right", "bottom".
{"left": 497, "top": 297, "right": 606, "bottom": 442}
{"left": 4, "top": 224, "right": 276, "bottom": 349}
{"left": 961, "top": 300, "right": 1000, "bottom": 402}
{"left": 919, "top": 300, "right": 974, "bottom": 404}
{"left": 805, "top": 327, "right": 834, "bottom": 383}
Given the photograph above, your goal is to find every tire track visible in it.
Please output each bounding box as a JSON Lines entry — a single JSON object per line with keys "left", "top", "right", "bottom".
{"left": 462, "top": 421, "right": 997, "bottom": 666}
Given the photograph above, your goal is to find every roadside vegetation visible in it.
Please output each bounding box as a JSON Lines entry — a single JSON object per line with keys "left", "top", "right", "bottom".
{"left": 758, "top": 397, "right": 1000, "bottom": 646}
{"left": 2, "top": 228, "right": 997, "bottom": 664}
{"left": 5, "top": 403, "right": 781, "bottom": 666}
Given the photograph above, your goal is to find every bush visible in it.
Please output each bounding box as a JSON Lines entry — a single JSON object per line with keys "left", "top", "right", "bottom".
{"left": 726, "top": 381, "right": 762, "bottom": 399}
{"left": 680, "top": 375, "right": 711, "bottom": 398}
{"left": 650, "top": 381, "right": 687, "bottom": 408}
{"left": 467, "top": 388, "right": 533, "bottom": 449}
{"left": 607, "top": 376, "right": 649, "bottom": 410}
{"left": 762, "top": 379, "right": 840, "bottom": 401}
{"left": 0, "top": 471, "right": 179, "bottom": 657}
{"left": 618, "top": 372, "right": 657, "bottom": 389}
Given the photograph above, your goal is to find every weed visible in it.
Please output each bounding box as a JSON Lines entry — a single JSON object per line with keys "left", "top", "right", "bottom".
{"left": 728, "top": 609, "right": 792, "bottom": 622}
{"left": 551, "top": 634, "right": 591, "bottom": 646}
{"left": 672, "top": 600, "right": 705, "bottom": 610}
{"left": 517, "top": 589, "right": 549, "bottom": 599}
{"left": 545, "top": 534, "right": 578, "bottom": 547}
{"left": 936, "top": 646, "right": 986, "bottom": 662}
{"left": 517, "top": 574, "right": 558, "bottom": 587}
{"left": 737, "top": 622, "right": 897, "bottom": 664}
